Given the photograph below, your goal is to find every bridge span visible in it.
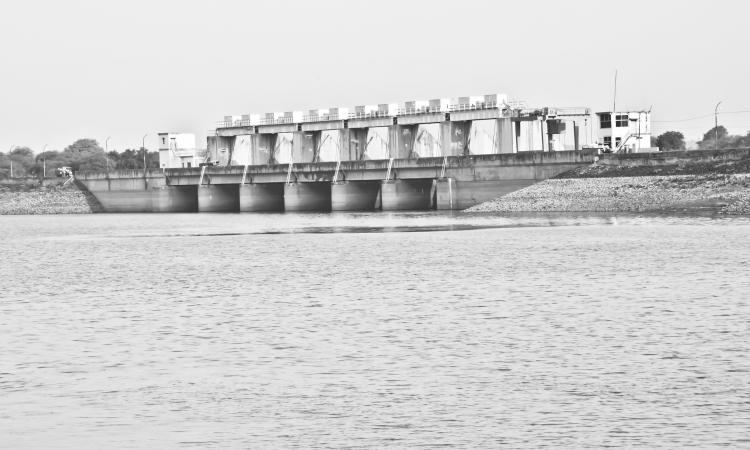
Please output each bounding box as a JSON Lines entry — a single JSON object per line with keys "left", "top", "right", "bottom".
{"left": 75, "top": 150, "right": 597, "bottom": 213}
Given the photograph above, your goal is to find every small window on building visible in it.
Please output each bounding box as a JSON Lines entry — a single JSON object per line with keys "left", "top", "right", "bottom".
{"left": 615, "top": 137, "right": 622, "bottom": 148}
{"left": 162, "top": 137, "right": 166, "bottom": 145}
{"left": 600, "top": 113, "right": 611, "bottom": 129}
{"left": 187, "top": 162, "right": 191, "bottom": 168}
{"left": 603, "top": 136, "right": 612, "bottom": 148}
{"left": 616, "top": 114, "right": 629, "bottom": 127}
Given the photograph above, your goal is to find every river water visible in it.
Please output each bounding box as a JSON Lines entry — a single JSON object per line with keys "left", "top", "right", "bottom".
{"left": 1, "top": 212, "right": 749, "bottom": 449}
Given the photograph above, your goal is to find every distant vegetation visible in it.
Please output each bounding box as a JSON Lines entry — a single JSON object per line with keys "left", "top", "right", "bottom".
{"left": 0, "top": 139, "right": 159, "bottom": 179}
{"left": 655, "top": 126, "right": 750, "bottom": 151}
{"left": 3, "top": 125, "right": 750, "bottom": 180}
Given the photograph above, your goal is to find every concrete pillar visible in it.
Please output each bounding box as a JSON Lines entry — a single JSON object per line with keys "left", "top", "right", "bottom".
{"left": 256, "top": 134, "right": 276, "bottom": 164}
{"left": 390, "top": 125, "right": 416, "bottom": 159}
{"left": 442, "top": 121, "right": 470, "bottom": 156}
{"left": 435, "top": 178, "right": 458, "bottom": 210}
{"left": 349, "top": 128, "right": 368, "bottom": 160}
{"left": 381, "top": 179, "right": 433, "bottom": 210}
{"left": 284, "top": 183, "right": 331, "bottom": 212}
{"left": 293, "top": 131, "right": 315, "bottom": 163}
{"left": 198, "top": 185, "right": 239, "bottom": 212}
{"left": 239, "top": 183, "right": 284, "bottom": 212}
{"left": 331, "top": 181, "right": 381, "bottom": 211}
{"left": 153, "top": 186, "right": 198, "bottom": 212}
{"left": 497, "top": 118, "right": 514, "bottom": 153}
{"left": 338, "top": 129, "right": 353, "bottom": 161}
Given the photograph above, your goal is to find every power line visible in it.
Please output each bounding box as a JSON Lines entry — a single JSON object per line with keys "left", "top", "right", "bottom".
{"left": 653, "top": 110, "right": 750, "bottom": 123}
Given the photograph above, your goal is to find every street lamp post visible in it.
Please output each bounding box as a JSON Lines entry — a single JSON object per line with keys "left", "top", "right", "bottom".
{"left": 42, "top": 144, "right": 48, "bottom": 178}
{"left": 142, "top": 134, "right": 148, "bottom": 171}
{"left": 714, "top": 101, "right": 722, "bottom": 151}
{"left": 7, "top": 145, "right": 15, "bottom": 179}
{"left": 105, "top": 136, "right": 111, "bottom": 173}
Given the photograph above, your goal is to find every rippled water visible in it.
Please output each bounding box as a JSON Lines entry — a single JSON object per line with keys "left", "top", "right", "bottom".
{"left": 2, "top": 212, "right": 750, "bottom": 449}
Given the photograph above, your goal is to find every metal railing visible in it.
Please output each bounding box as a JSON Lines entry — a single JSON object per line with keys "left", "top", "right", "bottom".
{"left": 302, "top": 114, "right": 343, "bottom": 122}
{"left": 215, "top": 100, "right": 517, "bottom": 129}
{"left": 260, "top": 116, "right": 295, "bottom": 125}
{"left": 447, "top": 100, "right": 500, "bottom": 112}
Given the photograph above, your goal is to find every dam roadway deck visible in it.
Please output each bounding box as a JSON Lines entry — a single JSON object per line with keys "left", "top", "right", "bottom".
{"left": 75, "top": 150, "right": 597, "bottom": 213}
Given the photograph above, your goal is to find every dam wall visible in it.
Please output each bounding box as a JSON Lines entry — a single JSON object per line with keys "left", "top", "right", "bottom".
{"left": 75, "top": 150, "right": 597, "bottom": 212}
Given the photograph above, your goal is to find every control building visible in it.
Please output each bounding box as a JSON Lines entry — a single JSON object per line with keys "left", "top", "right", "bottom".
{"left": 158, "top": 133, "right": 201, "bottom": 168}
{"left": 594, "top": 111, "right": 655, "bottom": 153}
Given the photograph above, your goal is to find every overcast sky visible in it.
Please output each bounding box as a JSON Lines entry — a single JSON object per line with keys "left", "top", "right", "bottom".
{"left": 1, "top": 0, "right": 748, "bottom": 153}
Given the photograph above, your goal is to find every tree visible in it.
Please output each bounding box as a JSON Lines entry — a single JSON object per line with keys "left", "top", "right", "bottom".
{"left": 696, "top": 126, "right": 750, "bottom": 150}
{"left": 3, "top": 146, "right": 36, "bottom": 176}
{"left": 31, "top": 150, "right": 62, "bottom": 177}
{"left": 655, "top": 131, "right": 685, "bottom": 151}
{"left": 61, "top": 138, "right": 107, "bottom": 172}
{"left": 702, "top": 125, "right": 728, "bottom": 144}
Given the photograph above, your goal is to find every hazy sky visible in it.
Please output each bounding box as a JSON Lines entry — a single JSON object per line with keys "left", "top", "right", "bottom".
{"left": 1, "top": 0, "right": 748, "bottom": 153}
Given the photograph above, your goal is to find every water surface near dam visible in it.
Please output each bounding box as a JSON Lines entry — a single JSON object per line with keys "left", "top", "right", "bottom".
{"left": 2, "top": 212, "right": 750, "bottom": 448}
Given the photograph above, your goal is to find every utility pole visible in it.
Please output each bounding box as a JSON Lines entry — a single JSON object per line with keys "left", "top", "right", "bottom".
{"left": 42, "top": 144, "right": 48, "bottom": 178}
{"left": 7, "top": 145, "right": 15, "bottom": 178}
{"left": 612, "top": 69, "right": 618, "bottom": 115}
{"left": 142, "top": 134, "right": 148, "bottom": 170}
{"left": 714, "top": 101, "right": 722, "bottom": 151}
{"left": 105, "top": 136, "right": 111, "bottom": 173}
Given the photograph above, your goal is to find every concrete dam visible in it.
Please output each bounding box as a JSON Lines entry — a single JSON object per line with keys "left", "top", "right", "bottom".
{"left": 76, "top": 95, "right": 599, "bottom": 212}
{"left": 76, "top": 151, "right": 597, "bottom": 212}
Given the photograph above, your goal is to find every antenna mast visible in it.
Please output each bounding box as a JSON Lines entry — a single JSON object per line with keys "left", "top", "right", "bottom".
{"left": 612, "top": 69, "right": 618, "bottom": 114}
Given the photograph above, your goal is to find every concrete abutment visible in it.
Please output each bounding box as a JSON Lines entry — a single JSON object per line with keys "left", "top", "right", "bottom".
{"left": 435, "top": 178, "right": 536, "bottom": 210}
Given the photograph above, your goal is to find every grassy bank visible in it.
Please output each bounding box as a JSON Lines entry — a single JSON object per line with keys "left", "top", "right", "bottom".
{"left": 0, "top": 180, "right": 102, "bottom": 215}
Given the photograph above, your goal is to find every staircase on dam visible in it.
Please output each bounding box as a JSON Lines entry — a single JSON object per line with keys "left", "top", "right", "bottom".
{"left": 74, "top": 150, "right": 598, "bottom": 213}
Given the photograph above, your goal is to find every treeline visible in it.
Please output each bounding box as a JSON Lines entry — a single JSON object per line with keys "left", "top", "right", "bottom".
{"left": 655, "top": 126, "right": 750, "bottom": 151}
{"left": 0, "top": 139, "right": 159, "bottom": 179}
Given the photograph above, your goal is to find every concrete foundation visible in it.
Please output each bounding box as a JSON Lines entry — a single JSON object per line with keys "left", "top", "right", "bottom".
{"left": 94, "top": 190, "right": 155, "bottom": 213}
{"left": 198, "top": 185, "right": 240, "bottom": 212}
{"left": 381, "top": 179, "right": 434, "bottom": 211}
{"left": 435, "top": 178, "right": 537, "bottom": 210}
{"left": 239, "top": 183, "right": 285, "bottom": 212}
{"left": 331, "top": 181, "right": 381, "bottom": 211}
{"left": 284, "top": 183, "right": 331, "bottom": 212}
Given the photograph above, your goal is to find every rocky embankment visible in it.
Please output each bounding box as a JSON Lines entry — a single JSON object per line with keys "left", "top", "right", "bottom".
{"left": 0, "top": 180, "right": 102, "bottom": 215}
{"left": 468, "top": 151, "right": 750, "bottom": 215}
